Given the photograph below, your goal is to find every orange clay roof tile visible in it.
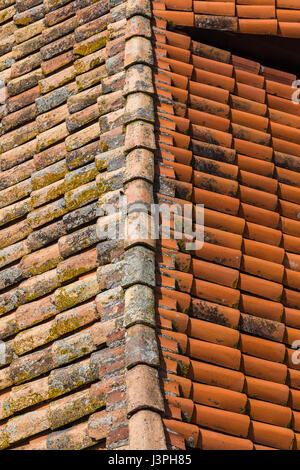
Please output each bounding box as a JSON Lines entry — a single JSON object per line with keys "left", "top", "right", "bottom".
{"left": 188, "top": 337, "right": 242, "bottom": 370}
{"left": 199, "top": 427, "right": 253, "bottom": 450}
{"left": 193, "top": 403, "right": 250, "bottom": 437}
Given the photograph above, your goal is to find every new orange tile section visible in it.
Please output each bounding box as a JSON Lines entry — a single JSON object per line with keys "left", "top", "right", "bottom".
{"left": 154, "top": 0, "right": 300, "bottom": 37}
{"left": 153, "top": 6, "right": 300, "bottom": 450}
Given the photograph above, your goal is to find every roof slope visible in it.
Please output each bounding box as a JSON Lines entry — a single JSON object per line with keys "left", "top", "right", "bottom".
{"left": 0, "top": 0, "right": 167, "bottom": 451}
{"left": 0, "top": 0, "right": 130, "bottom": 450}
{"left": 153, "top": 0, "right": 300, "bottom": 38}
{"left": 153, "top": 6, "right": 300, "bottom": 450}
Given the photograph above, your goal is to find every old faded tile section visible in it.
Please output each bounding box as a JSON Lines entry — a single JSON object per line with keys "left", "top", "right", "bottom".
{"left": 153, "top": 0, "right": 300, "bottom": 38}
{"left": 152, "top": 2, "right": 300, "bottom": 451}
{"left": 0, "top": 0, "right": 132, "bottom": 450}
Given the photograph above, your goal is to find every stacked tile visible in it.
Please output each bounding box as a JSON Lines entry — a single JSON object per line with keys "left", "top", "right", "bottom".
{"left": 0, "top": 0, "right": 132, "bottom": 450}
{"left": 153, "top": 4, "right": 300, "bottom": 450}
{"left": 152, "top": 0, "right": 300, "bottom": 38}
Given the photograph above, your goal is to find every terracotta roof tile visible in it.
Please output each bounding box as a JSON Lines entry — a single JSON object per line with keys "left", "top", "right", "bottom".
{"left": 199, "top": 427, "right": 253, "bottom": 450}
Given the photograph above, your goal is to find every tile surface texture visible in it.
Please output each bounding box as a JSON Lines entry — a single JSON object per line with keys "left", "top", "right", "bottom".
{"left": 1, "top": 0, "right": 300, "bottom": 451}
{"left": 0, "top": 0, "right": 132, "bottom": 450}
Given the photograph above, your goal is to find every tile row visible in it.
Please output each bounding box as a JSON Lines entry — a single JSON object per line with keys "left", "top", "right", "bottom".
{"left": 153, "top": 20, "right": 300, "bottom": 450}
